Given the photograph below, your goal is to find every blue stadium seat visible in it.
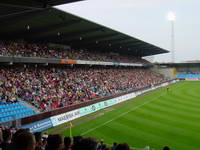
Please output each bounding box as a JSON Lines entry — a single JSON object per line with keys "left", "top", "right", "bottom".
{"left": 0, "top": 102, "right": 37, "bottom": 123}
{"left": 177, "top": 72, "right": 200, "bottom": 79}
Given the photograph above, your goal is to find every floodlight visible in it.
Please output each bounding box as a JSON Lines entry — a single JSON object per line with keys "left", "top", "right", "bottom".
{"left": 167, "top": 12, "right": 176, "bottom": 21}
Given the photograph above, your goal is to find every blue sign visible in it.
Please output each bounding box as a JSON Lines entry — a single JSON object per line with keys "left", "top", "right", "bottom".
{"left": 22, "top": 118, "right": 53, "bottom": 133}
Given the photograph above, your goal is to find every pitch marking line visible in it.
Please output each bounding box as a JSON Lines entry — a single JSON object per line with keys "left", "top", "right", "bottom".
{"left": 81, "top": 91, "right": 167, "bottom": 136}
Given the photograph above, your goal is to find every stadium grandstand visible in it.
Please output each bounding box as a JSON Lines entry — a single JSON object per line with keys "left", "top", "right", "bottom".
{"left": 1, "top": 1, "right": 199, "bottom": 150}
{"left": 157, "top": 62, "right": 200, "bottom": 80}
{"left": 0, "top": 0, "right": 168, "bottom": 118}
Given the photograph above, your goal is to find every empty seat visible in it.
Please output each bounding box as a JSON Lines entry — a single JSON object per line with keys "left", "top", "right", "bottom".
{"left": 0, "top": 102, "right": 36, "bottom": 123}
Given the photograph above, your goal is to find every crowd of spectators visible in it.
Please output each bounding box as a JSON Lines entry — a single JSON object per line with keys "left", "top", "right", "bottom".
{"left": 0, "top": 41, "right": 148, "bottom": 63}
{"left": 0, "top": 66, "right": 166, "bottom": 111}
{"left": 0, "top": 126, "right": 170, "bottom": 150}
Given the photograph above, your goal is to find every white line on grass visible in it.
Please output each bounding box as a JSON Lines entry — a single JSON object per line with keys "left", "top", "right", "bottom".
{"left": 79, "top": 82, "right": 182, "bottom": 150}
{"left": 81, "top": 90, "right": 167, "bottom": 136}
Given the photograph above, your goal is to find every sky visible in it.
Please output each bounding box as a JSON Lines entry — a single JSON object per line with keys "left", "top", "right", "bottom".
{"left": 56, "top": 0, "right": 200, "bottom": 63}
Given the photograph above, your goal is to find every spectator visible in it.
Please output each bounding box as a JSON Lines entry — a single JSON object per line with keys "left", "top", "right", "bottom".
{"left": 34, "top": 132, "right": 44, "bottom": 150}
{"left": 41, "top": 137, "right": 47, "bottom": 150}
{"left": 0, "top": 129, "right": 2, "bottom": 144}
{"left": 111, "top": 142, "right": 117, "bottom": 150}
{"left": 163, "top": 146, "right": 170, "bottom": 150}
{"left": 45, "top": 134, "right": 63, "bottom": 150}
{"left": 72, "top": 137, "right": 99, "bottom": 150}
{"left": 115, "top": 143, "right": 130, "bottom": 150}
{"left": 99, "top": 144, "right": 109, "bottom": 150}
{"left": 0, "top": 66, "right": 166, "bottom": 112}
{"left": 64, "top": 137, "right": 73, "bottom": 150}
{"left": 0, "top": 127, "right": 134, "bottom": 150}
{"left": 71, "top": 136, "right": 83, "bottom": 150}
{"left": 0, "top": 129, "right": 12, "bottom": 150}
{"left": 0, "top": 41, "right": 149, "bottom": 64}
{"left": 97, "top": 140, "right": 105, "bottom": 150}
{"left": 13, "top": 131, "right": 36, "bottom": 150}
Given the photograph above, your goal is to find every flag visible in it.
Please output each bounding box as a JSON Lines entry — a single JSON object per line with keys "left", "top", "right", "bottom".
{"left": 70, "top": 121, "right": 73, "bottom": 127}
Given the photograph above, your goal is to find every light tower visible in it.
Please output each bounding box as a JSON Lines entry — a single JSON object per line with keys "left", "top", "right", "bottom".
{"left": 167, "top": 12, "right": 176, "bottom": 63}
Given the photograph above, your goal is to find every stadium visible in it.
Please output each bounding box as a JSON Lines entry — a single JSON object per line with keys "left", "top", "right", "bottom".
{"left": 0, "top": 1, "right": 200, "bottom": 150}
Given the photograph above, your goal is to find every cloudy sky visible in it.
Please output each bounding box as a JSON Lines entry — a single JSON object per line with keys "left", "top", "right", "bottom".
{"left": 56, "top": 0, "right": 200, "bottom": 62}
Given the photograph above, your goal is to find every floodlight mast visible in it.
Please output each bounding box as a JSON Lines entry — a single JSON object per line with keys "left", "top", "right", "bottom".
{"left": 167, "top": 12, "right": 176, "bottom": 63}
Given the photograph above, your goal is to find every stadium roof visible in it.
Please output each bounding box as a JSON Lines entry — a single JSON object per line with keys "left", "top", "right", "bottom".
{"left": 0, "top": 0, "right": 84, "bottom": 8}
{"left": 157, "top": 62, "right": 200, "bottom": 67}
{"left": 0, "top": 0, "right": 83, "bottom": 22}
{"left": 0, "top": 7, "right": 169, "bottom": 57}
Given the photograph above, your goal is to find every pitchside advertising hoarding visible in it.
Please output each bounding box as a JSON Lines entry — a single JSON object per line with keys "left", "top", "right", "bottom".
{"left": 50, "top": 92, "right": 139, "bottom": 127}
{"left": 21, "top": 118, "right": 53, "bottom": 133}
{"left": 50, "top": 109, "right": 81, "bottom": 126}
{"left": 23, "top": 80, "right": 178, "bottom": 131}
{"left": 185, "top": 78, "right": 200, "bottom": 81}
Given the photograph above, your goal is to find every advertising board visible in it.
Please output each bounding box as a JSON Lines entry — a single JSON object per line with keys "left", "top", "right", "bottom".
{"left": 50, "top": 109, "right": 81, "bottom": 126}
{"left": 21, "top": 118, "right": 53, "bottom": 133}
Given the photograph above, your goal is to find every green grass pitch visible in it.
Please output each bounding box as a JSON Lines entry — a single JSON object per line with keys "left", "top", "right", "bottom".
{"left": 46, "top": 81, "right": 200, "bottom": 150}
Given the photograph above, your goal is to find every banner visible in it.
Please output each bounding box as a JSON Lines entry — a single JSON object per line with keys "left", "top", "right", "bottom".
{"left": 21, "top": 118, "right": 53, "bottom": 133}
{"left": 50, "top": 109, "right": 81, "bottom": 126}
{"left": 60, "top": 59, "right": 77, "bottom": 64}
{"left": 185, "top": 78, "right": 200, "bottom": 81}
